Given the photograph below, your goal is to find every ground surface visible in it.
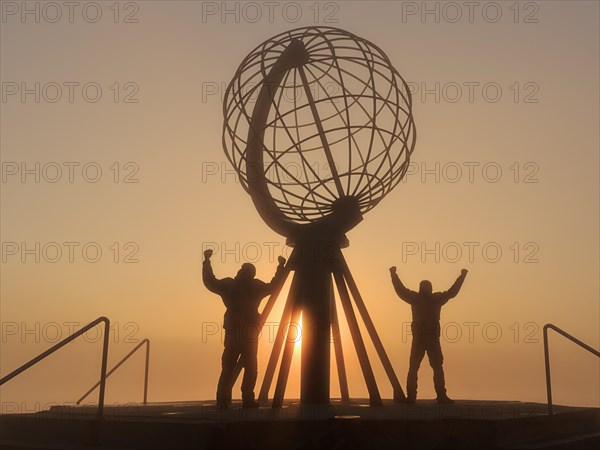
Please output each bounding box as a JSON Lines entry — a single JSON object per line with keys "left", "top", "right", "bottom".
{"left": 1, "top": 399, "right": 599, "bottom": 450}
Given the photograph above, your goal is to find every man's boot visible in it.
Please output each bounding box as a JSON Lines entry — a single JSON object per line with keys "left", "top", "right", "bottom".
{"left": 405, "top": 369, "right": 418, "bottom": 403}
{"left": 242, "top": 383, "right": 259, "bottom": 408}
{"left": 433, "top": 363, "right": 453, "bottom": 403}
{"left": 434, "top": 382, "right": 454, "bottom": 403}
{"left": 241, "top": 366, "right": 259, "bottom": 408}
{"left": 216, "top": 379, "right": 233, "bottom": 409}
{"left": 216, "top": 396, "right": 230, "bottom": 409}
{"left": 242, "top": 393, "right": 260, "bottom": 409}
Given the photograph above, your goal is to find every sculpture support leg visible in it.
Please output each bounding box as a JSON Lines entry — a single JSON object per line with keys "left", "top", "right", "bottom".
{"left": 330, "top": 281, "right": 349, "bottom": 401}
{"left": 340, "top": 254, "right": 406, "bottom": 402}
{"left": 256, "top": 246, "right": 397, "bottom": 407}
{"left": 333, "top": 267, "right": 382, "bottom": 406}
{"left": 260, "top": 251, "right": 295, "bottom": 321}
{"left": 259, "top": 268, "right": 301, "bottom": 402}
{"left": 272, "top": 297, "right": 303, "bottom": 408}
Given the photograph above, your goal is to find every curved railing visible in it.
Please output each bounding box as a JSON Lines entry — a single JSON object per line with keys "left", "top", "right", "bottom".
{"left": 76, "top": 338, "right": 150, "bottom": 405}
{"left": 0, "top": 316, "right": 110, "bottom": 420}
{"left": 543, "top": 323, "right": 600, "bottom": 414}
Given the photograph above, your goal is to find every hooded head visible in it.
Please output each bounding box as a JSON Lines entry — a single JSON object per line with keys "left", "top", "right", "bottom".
{"left": 236, "top": 263, "right": 256, "bottom": 281}
{"left": 419, "top": 280, "right": 433, "bottom": 295}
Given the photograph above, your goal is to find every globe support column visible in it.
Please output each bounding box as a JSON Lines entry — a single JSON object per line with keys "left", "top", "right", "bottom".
{"left": 295, "top": 51, "right": 345, "bottom": 404}
{"left": 297, "top": 241, "right": 333, "bottom": 404}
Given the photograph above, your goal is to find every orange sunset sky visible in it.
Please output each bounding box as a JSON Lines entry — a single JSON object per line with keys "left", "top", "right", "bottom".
{"left": 1, "top": 1, "right": 598, "bottom": 411}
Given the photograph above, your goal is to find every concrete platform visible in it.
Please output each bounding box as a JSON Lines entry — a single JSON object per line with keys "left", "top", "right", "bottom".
{"left": 1, "top": 399, "right": 599, "bottom": 449}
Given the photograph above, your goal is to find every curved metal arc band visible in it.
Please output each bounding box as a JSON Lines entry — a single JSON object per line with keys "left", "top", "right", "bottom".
{"left": 245, "top": 39, "right": 310, "bottom": 237}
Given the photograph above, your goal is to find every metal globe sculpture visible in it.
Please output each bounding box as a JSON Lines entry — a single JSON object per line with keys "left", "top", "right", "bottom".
{"left": 222, "top": 27, "right": 415, "bottom": 407}
{"left": 223, "top": 27, "right": 416, "bottom": 243}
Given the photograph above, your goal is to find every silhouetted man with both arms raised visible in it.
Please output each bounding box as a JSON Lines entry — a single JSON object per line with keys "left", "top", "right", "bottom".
{"left": 390, "top": 266, "right": 468, "bottom": 404}
{"left": 203, "top": 249, "right": 286, "bottom": 408}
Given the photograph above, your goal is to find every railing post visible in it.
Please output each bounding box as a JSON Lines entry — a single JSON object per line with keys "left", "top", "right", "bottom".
{"left": 143, "top": 340, "right": 150, "bottom": 405}
{"left": 76, "top": 339, "right": 151, "bottom": 406}
{"left": 97, "top": 318, "right": 111, "bottom": 421}
{"left": 543, "top": 324, "right": 553, "bottom": 415}
{"left": 0, "top": 315, "right": 111, "bottom": 436}
{"left": 543, "top": 323, "right": 600, "bottom": 416}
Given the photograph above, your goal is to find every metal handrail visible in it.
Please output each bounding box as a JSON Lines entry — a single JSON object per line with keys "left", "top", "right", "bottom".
{"left": 76, "top": 338, "right": 150, "bottom": 406}
{"left": 543, "top": 323, "right": 600, "bottom": 415}
{"left": 0, "top": 316, "right": 110, "bottom": 421}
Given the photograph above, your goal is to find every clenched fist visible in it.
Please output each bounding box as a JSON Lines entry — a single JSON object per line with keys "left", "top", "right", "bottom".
{"left": 389, "top": 266, "right": 397, "bottom": 274}
{"left": 204, "top": 249, "right": 213, "bottom": 261}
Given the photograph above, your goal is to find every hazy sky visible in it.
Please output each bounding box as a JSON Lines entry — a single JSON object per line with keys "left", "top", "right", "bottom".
{"left": 1, "top": 1, "right": 598, "bottom": 412}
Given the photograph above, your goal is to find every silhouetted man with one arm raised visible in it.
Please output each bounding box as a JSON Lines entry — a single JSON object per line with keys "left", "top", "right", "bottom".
{"left": 203, "top": 249, "right": 286, "bottom": 408}
{"left": 390, "top": 266, "right": 468, "bottom": 404}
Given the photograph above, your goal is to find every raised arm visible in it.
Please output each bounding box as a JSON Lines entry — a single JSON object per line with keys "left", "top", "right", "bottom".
{"left": 260, "top": 256, "right": 287, "bottom": 297}
{"left": 202, "top": 249, "right": 226, "bottom": 295}
{"left": 390, "top": 266, "right": 419, "bottom": 304}
{"left": 439, "top": 269, "right": 468, "bottom": 305}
